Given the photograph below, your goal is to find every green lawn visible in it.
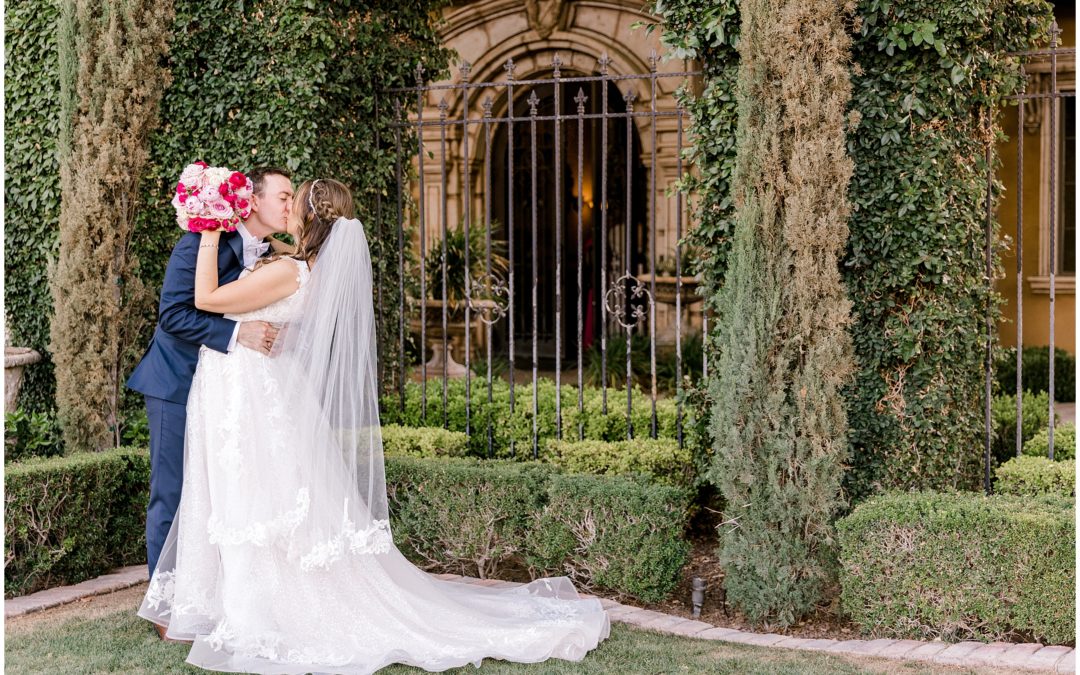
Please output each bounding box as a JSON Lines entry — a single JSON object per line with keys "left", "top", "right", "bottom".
{"left": 4, "top": 591, "right": 1005, "bottom": 675}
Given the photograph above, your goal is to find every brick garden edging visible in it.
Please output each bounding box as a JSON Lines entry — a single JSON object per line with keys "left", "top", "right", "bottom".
{"left": 6, "top": 566, "right": 1074, "bottom": 673}
{"left": 432, "top": 575, "right": 1075, "bottom": 673}
{"left": 4, "top": 565, "right": 148, "bottom": 618}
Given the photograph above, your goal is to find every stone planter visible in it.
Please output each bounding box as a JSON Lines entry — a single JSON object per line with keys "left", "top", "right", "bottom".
{"left": 637, "top": 274, "right": 703, "bottom": 305}
{"left": 5, "top": 347, "right": 42, "bottom": 413}
{"left": 410, "top": 299, "right": 470, "bottom": 379}
{"left": 637, "top": 274, "right": 704, "bottom": 345}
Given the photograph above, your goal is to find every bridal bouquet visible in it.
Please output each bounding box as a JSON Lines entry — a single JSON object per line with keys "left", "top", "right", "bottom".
{"left": 172, "top": 161, "right": 253, "bottom": 232}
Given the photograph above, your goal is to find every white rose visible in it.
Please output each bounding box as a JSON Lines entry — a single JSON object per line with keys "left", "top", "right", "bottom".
{"left": 179, "top": 163, "right": 207, "bottom": 186}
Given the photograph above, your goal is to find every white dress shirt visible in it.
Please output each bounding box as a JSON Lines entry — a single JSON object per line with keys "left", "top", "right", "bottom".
{"left": 226, "top": 222, "right": 268, "bottom": 351}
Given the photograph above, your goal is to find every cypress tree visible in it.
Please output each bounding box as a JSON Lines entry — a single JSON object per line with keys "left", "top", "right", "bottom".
{"left": 51, "top": 0, "right": 173, "bottom": 451}
{"left": 709, "top": 0, "right": 856, "bottom": 627}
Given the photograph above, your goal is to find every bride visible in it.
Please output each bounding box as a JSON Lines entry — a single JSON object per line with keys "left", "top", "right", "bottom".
{"left": 138, "top": 178, "right": 610, "bottom": 673}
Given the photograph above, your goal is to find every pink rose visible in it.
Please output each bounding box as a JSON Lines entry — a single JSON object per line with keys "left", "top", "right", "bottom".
{"left": 229, "top": 172, "right": 248, "bottom": 189}
{"left": 176, "top": 182, "right": 186, "bottom": 195}
{"left": 218, "top": 182, "right": 231, "bottom": 197}
{"left": 194, "top": 161, "right": 209, "bottom": 168}
{"left": 235, "top": 198, "right": 249, "bottom": 210}
{"left": 223, "top": 193, "right": 237, "bottom": 205}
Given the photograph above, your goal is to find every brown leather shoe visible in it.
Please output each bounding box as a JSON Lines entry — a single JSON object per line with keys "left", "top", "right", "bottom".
{"left": 154, "top": 623, "right": 193, "bottom": 645}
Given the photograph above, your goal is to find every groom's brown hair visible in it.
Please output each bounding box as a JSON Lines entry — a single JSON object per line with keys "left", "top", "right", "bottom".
{"left": 248, "top": 166, "right": 292, "bottom": 196}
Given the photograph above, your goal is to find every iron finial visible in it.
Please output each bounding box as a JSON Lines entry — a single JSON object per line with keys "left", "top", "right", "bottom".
{"left": 552, "top": 53, "right": 563, "bottom": 79}
{"left": 528, "top": 91, "right": 540, "bottom": 115}
{"left": 575, "top": 88, "right": 587, "bottom": 114}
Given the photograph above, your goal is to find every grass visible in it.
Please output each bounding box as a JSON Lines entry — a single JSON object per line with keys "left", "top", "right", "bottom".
{"left": 5, "top": 586, "right": 1020, "bottom": 674}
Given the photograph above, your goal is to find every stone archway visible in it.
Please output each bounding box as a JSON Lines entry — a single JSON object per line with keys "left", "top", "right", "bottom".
{"left": 417, "top": 0, "right": 689, "bottom": 259}
{"left": 399, "top": 0, "right": 700, "bottom": 372}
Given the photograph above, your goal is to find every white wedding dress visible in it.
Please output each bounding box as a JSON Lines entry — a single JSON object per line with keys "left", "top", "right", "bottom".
{"left": 138, "top": 252, "right": 609, "bottom": 674}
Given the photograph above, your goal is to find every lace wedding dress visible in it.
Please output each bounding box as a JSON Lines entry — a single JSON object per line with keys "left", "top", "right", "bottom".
{"left": 139, "top": 254, "right": 609, "bottom": 674}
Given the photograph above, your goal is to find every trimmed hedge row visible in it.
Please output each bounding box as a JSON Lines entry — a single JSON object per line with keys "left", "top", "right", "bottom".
{"left": 382, "top": 425, "right": 696, "bottom": 492}
{"left": 385, "top": 457, "right": 691, "bottom": 602}
{"left": 381, "top": 424, "right": 469, "bottom": 458}
{"left": 995, "top": 456, "right": 1075, "bottom": 498}
{"left": 543, "top": 438, "right": 694, "bottom": 489}
{"left": 526, "top": 472, "right": 691, "bottom": 602}
{"left": 382, "top": 378, "right": 687, "bottom": 460}
{"left": 837, "top": 491, "right": 1074, "bottom": 645}
{"left": 6, "top": 449, "right": 691, "bottom": 603}
{"left": 5, "top": 447, "right": 149, "bottom": 598}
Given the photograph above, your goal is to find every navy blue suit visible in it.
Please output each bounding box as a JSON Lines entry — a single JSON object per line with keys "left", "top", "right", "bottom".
{"left": 128, "top": 231, "right": 248, "bottom": 574}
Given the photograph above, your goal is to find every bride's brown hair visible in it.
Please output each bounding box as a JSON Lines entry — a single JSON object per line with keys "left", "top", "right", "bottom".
{"left": 293, "top": 179, "right": 355, "bottom": 262}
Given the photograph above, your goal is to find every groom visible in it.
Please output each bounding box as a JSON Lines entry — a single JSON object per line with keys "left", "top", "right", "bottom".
{"left": 128, "top": 166, "right": 295, "bottom": 586}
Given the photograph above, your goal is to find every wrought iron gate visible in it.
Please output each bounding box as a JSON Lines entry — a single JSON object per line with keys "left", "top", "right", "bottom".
{"left": 380, "top": 53, "right": 700, "bottom": 456}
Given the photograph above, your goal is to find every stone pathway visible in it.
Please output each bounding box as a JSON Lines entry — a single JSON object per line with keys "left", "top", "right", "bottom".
{"left": 6, "top": 566, "right": 1074, "bottom": 673}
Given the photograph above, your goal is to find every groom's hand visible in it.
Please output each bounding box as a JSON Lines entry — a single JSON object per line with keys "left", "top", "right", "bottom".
{"left": 237, "top": 321, "right": 279, "bottom": 355}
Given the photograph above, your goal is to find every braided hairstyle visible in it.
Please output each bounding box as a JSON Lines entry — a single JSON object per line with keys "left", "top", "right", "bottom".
{"left": 293, "top": 178, "right": 355, "bottom": 262}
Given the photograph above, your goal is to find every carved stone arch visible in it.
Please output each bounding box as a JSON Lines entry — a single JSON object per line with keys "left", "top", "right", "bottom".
{"left": 408, "top": 0, "right": 701, "bottom": 348}
{"left": 439, "top": 40, "right": 658, "bottom": 157}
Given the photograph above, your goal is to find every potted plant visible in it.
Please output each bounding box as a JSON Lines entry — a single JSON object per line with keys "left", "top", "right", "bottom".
{"left": 412, "top": 220, "right": 508, "bottom": 377}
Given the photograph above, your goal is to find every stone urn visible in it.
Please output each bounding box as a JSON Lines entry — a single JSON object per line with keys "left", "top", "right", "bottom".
{"left": 5, "top": 347, "right": 42, "bottom": 413}
{"left": 410, "top": 299, "right": 469, "bottom": 379}
{"left": 636, "top": 274, "right": 704, "bottom": 345}
{"left": 637, "top": 274, "right": 703, "bottom": 305}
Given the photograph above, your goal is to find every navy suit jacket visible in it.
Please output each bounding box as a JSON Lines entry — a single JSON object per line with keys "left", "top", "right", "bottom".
{"left": 128, "top": 231, "right": 248, "bottom": 404}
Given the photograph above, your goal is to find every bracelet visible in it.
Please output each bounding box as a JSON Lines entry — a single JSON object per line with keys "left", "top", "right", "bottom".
{"left": 199, "top": 243, "right": 218, "bottom": 249}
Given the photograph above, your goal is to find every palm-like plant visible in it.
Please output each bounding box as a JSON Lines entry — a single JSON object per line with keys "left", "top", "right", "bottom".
{"left": 424, "top": 220, "right": 509, "bottom": 313}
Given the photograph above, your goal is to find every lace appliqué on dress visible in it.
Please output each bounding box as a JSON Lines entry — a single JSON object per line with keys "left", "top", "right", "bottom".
{"left": 144, "top": 570, "right": 176, "bottom": 615}
{"left": 207, "top": 618, "right": 353, "bottom": 667}
{"left": 207, "top": 488, "right": 310, "bottom": 547}
{"left": 299, "top": 501, "right": 393, "bottom": 570}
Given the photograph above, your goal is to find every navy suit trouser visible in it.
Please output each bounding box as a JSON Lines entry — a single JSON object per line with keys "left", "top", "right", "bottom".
{"left": 145, "top": 395, "right": 187, "bottom": 576}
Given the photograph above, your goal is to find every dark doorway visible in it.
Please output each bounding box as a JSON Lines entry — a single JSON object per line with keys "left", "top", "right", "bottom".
{"left": 489, "top": 75, "right": 647, "bottom": 367}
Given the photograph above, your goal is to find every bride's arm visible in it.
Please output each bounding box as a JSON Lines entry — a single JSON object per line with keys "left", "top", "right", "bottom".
{"left": 195, "top": 230, "right": 300, "bottom": 314}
